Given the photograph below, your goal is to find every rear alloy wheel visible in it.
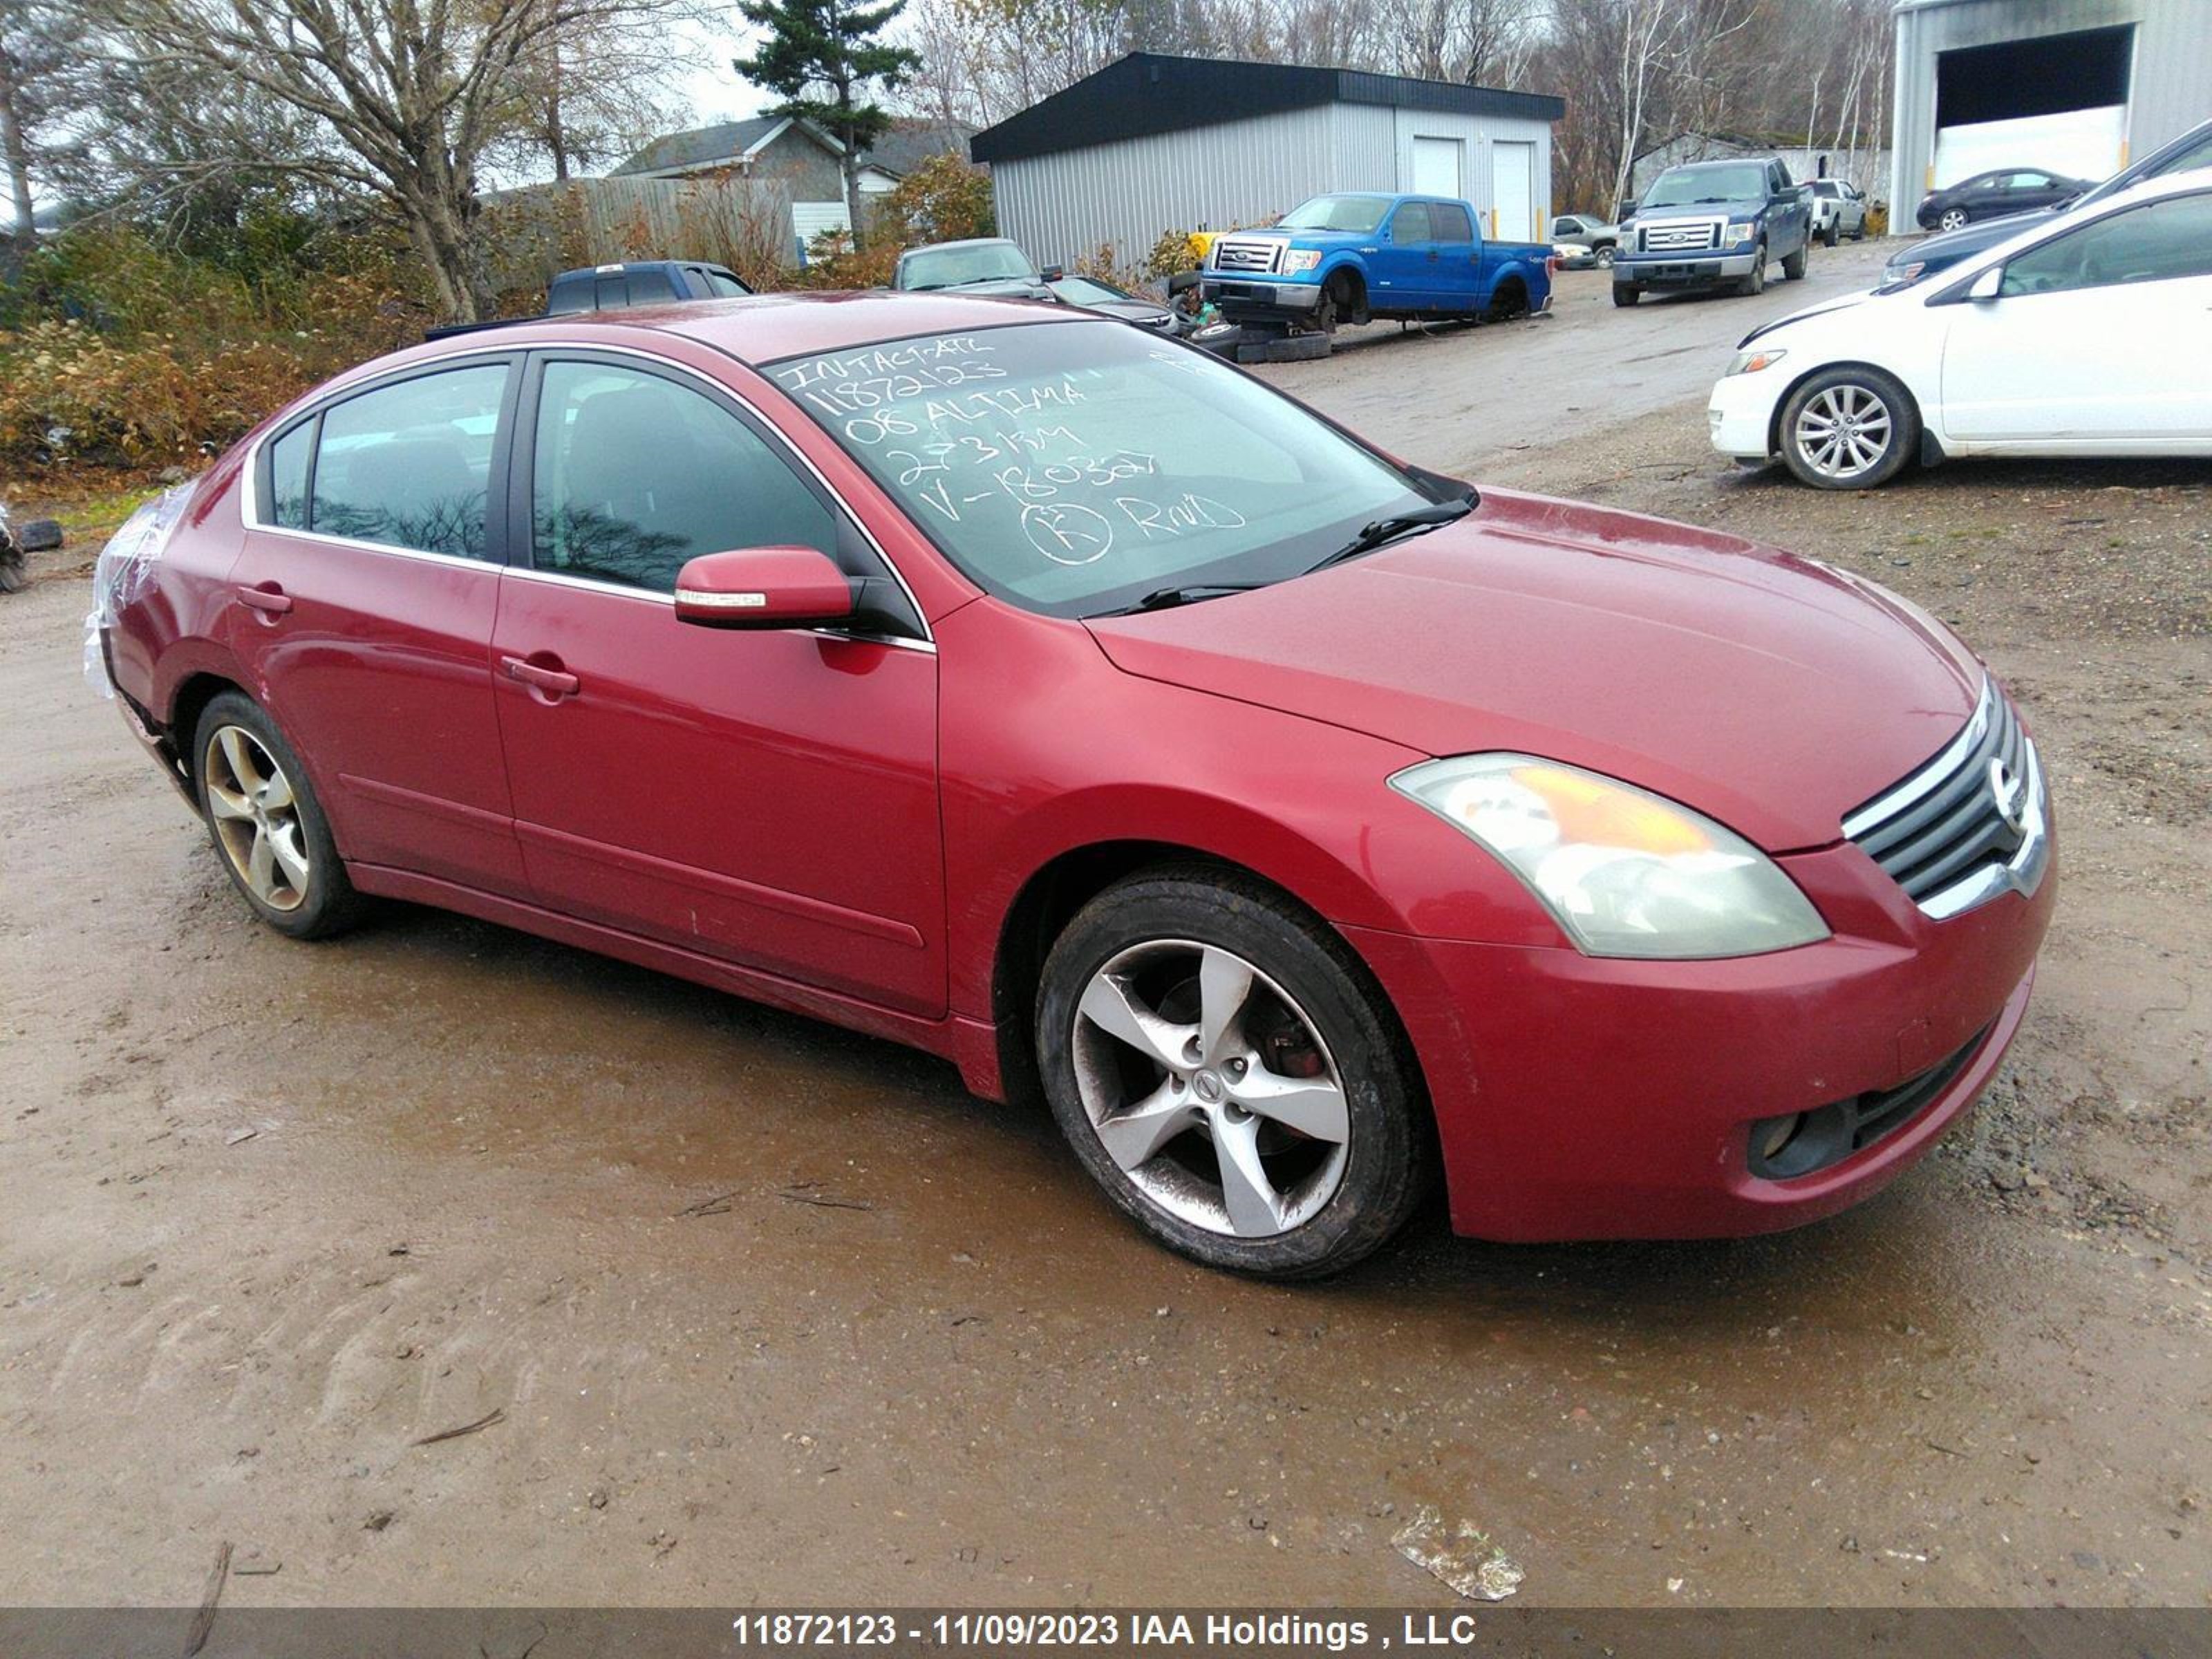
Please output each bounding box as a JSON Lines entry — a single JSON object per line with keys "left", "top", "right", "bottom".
{"left": 1037, "top": 870, "right": 1432, "bottom": 1277}
{"left": 1594, "top": 244, "right": 1615, "bottom": 268}
{"left": 1939, "top": 207, "right": 1969, "bottom": 232}
{"left": 194, "top": 691, "right": 364, "bottom": 939}
{"left": 1780, "top": 366, "right": 1920, "bottom": 491}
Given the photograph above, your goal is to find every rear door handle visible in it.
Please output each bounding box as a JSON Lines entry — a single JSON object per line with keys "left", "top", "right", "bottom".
{"left": 500, "top": 655, "right": 580, "bottom": 698}
{"left": 236, "top": 583, "right": 292, "bottom": 616}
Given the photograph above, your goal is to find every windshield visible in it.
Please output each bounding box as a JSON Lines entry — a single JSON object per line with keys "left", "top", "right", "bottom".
{"left": 1050, "top": 276, "right": 1128, "bottom": 306}
{"left": 765, "top": 321, "right": 1430, "bottom": 618}
{"left": 1277, "top": 195, "right": 1391, "bottom": 234}
{"left": 898, "top": 243, "right": 1036, "bottom": 291}
{"left": 1642, "top": 165, "right": 1768, "bottom": 207}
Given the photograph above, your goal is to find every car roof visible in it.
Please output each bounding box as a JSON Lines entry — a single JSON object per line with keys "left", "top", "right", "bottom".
{"left": 1940, "top": 165, "right": 2212, "bottom": 270}
{"left": 1667, "top": 158, "right": 1771, "bottom": 171}
{"left": 399, "top": 291, "right": 1084, "bottom": 373}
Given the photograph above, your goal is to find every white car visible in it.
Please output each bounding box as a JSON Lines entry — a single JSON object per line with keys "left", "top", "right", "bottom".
{"left": 1709, "top": 169, "right": 2212, "bottom": 489}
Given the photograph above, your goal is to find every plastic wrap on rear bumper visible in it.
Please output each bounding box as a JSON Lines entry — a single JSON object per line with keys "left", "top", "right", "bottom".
{"left": 1341, "top": 836, "right": 2055, "bottom": 1242}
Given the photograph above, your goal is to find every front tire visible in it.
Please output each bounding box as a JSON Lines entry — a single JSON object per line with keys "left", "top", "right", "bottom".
{"left": 1939, "top": 207, "right": 1968, "bottom": 232}
{"left": 1779, "top": 365, "right": 1920, "bottom": 491}
{"left": 1593, "top": 243, "right": 1615, "bottom": 268}
{"left": 1612, "top": 282, "right": 1641, "bottom": 307}
{"left": 1736, "top": 245, "right": 1767, "bottom": 295}
{"left": 1035, "top": 868, "right": 1433, "bottom": 1278}
{"left": 193, "top": 691, "right": 364, "bottom": 939}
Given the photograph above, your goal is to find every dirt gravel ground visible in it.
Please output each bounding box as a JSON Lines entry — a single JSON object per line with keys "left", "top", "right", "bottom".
{"left": 1, "top": 247, "right": 2208, "bottom": 1609}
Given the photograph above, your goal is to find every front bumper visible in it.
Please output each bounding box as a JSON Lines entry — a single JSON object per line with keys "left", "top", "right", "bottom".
{"left": 1343, "top": 830, "right": 2056, "bottom": 1242}
{"left": 1201, "top": 276, "right": 1323, "bottom": 312}
{"left": 1707, "top": 364, "right": 1791, "bottom": 461}
{"left": 1615, "top": 250, "right": 1759, "bottom": 286}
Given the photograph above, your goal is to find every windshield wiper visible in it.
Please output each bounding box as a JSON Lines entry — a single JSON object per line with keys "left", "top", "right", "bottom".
{"left": 1091, "top": 583, "right": 1264, "bottom": 617}
{"left": 1305, "top": 499, "right": 1473, "bottom": 575}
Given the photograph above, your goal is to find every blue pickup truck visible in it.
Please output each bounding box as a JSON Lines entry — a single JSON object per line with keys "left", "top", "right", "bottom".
{"left": 1201, "top": 193, "right": 1553, "bottom": 332}
{"left": 1611, "top": 157, "right": 1812, "bottom": 305}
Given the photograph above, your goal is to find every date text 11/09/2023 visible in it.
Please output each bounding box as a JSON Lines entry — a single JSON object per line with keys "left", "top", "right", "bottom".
{"left": 728, "top": 1612, "right": 1508, "bottom": 1651}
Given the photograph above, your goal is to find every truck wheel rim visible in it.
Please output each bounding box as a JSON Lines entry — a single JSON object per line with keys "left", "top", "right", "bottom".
{"left": 1794, "top": 384, "right": 1893, "bottom": 480}
{"left": 1071, "top": 939, "right": 1350, "bottom": 1239}
{"left": 204, "top": 725, "right": 310, "bottom": 912}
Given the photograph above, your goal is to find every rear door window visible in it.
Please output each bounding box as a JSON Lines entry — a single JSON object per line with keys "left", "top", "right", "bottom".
{"left": 308, "top": 365, "right": 509, "bottom": 558}
{"left": 267, "top": 419, "right": 312, "bottom": 529}
{"left": 1431, "top": 203, "right": 1474, "bottom": 244}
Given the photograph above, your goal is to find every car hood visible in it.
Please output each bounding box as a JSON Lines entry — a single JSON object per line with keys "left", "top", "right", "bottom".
{"left": 1083, "top": 489, "right": 1983, "bottom": 852}
{"left": 1637, "top": 196, "right": 1766, "bottom": 219}
{"left": 1743, "top": 289, "right": 1877, "bottom": 343}
{"left": 1891, "top": 209, "right": 2052, "bottom": 269}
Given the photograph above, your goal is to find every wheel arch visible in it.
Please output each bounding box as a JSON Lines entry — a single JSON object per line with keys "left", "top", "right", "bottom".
{"left": 986, "top": 837, "right": 1431, "bottom": 1127}
{"left": 167, "top": 668, "right": 252, "bottom": 784}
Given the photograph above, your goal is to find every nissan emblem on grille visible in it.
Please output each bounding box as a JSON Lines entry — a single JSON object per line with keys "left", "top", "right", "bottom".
{"left": 1841, "top": 678, "right": 2050, "bottom": 921}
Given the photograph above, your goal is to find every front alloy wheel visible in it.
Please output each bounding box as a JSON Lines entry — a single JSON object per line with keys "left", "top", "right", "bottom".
{"left": 1071, "top": 939, "right": 1350, "bottom": 1238}
{"left": 1036, "top": 869, "right": 1432, "bottom": 1277}
{"left": 1780, "top": 366, "right": 1919, "bottom": 490}
{"left": 1939, "top": 207, "right": 1968, "bottom": 232}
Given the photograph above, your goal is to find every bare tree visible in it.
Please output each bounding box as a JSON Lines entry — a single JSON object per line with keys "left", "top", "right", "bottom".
{"left": 0, "top": 0, "right": 89, "bottom": 249}
{"left": 93, "top": 0, "right": 693, "bottom": 320}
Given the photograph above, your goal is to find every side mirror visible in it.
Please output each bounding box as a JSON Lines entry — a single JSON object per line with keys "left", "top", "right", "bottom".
{"left": 1618, "top": 199, "right": 1636, "bottom": 217}
{"left": 674, "top": 545, "right": 854, "bottom": 630}
{"left": 1966, "top": 266, "right": 2004, "bottom": 303}
{"left": 1041, "top": 264, "right": 1065, "bottom": 282}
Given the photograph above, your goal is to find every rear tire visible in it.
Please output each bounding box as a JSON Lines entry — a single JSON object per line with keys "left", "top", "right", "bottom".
{"left": 192, "top": 691, "right": 365, "bottom": 939}
{"left": 1485, "top": 279, "right": 1529, "bottom": 322}
{"left": 1822, "top": 220, "right": 1840, "bottom": 248}
{"left": 1782, "top": 241, "right": 1808, "bottom": 280}
{"left": 1035, "top": 867, "right": 1434, "bottom": 1278}
{"left": 1779, "top": 365, "right": 1920, "bottom": 491}
{"left": 1594, "top": 244, "right": 1615, "bottom": 268}
{"left": 1611, "top": 283, "right": 1641, "bottom": 307}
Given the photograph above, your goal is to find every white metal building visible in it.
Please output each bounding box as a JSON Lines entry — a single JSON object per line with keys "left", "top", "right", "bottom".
{"left": 1890, "top": 0, "right": 2211, "bottom": 209}
{"left": 969, "top": 53, "right": 1564, "bottom": 270}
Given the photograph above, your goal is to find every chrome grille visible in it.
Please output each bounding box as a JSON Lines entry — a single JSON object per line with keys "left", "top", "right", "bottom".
{"left": 1641, "top": 220, "right": 1720, "bottom": 252}
{"left": 1843, "top": 680, "right": 2049, "bottom": 919}
{"left": 1212, "top": 238, "right": 1282, "bottom": 274}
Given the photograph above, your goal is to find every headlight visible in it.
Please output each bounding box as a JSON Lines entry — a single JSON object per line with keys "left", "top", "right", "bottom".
{"left": 1389, "top": 755, "right": 1829, "bottom": 959}
{"left": 1284, "top": 249, "right": 1321, "bottom": 274}
{"left": 1727, "top": 221, "right": 1759, "bottom": 247}
{"left": 1725, "top": 346, "right": 1788, "bottom": 375}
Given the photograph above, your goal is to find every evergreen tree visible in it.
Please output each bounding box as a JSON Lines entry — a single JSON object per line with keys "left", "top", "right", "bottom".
{"left": 735, "top": 0, "right": 920, "bottom": 247}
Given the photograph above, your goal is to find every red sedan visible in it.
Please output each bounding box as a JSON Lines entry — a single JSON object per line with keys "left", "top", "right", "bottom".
{"left": 90, "top": 294, "right": 2054, "bottom": 1277}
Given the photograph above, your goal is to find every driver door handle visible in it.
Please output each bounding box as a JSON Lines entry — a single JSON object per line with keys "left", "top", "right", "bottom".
{"left": 500, "top": 655, "right": 580, "bottom": 697}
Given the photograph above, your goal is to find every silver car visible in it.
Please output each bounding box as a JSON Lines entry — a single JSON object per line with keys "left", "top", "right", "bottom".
{"left": 1548, "top": 212, "right": 1620, "bottom": 268}
{"left": 1806, "top": 180, "right": 1870, "bottom": 246}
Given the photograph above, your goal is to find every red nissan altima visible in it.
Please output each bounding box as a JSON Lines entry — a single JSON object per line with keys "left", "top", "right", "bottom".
{"left": 91, "top": 294, "right": 2054, "bottom": 1277}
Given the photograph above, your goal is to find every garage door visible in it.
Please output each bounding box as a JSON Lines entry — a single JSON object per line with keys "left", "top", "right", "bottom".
{"left": 1411, "top": 136, "right": 1463, "bottom": 198}
{"left": 1492, "top": 141, "right": 1535, "bottom": 242}
{"left": 1931, "top": 25, "right": 2133, "bottom": 189}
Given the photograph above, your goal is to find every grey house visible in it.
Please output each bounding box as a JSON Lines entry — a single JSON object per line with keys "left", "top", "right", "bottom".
{"left": 615, "top": 115, "right": 973, "bottom": 247}
{"left": 1889, "top": 0, "right": 2211, "bottom": 211}
{"left": 969, "top": 53, "right": 1564, "bottom": 269}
